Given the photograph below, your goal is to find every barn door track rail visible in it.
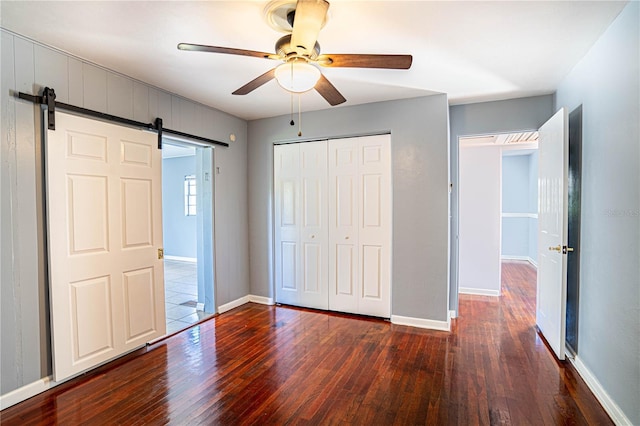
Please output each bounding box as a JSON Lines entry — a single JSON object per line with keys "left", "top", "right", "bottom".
{"left": 17, "top": 87, "right": 229, "bottom": 148}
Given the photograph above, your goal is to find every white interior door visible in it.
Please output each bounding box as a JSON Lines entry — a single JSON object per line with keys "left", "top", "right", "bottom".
{"left": 328, "top": 135, "right": 391, "bottom": 317}
{"left": 47, "top": 112, "right": 166, "bottom": 382}
{"left": 274, "top": 141, "right": 328, "bottom": 309}
{"left": 536, "top": 108, "right": 569, "bottom": 360}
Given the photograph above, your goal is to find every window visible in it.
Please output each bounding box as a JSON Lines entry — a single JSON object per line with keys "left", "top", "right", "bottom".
{"left": 184, "top": 175, "right": 196, "bottom": 216}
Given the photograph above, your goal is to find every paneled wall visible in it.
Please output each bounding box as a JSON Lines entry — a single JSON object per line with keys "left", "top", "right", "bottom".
{"left": 1, "top": 29, "right": 249, "bottom": 395}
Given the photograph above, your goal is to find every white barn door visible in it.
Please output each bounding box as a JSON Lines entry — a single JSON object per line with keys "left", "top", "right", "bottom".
{"left": 274, "top": 141, "right": 328, "bottom": 309}
{"left": 46, "top": 112, "right": 166, "bottom": 382}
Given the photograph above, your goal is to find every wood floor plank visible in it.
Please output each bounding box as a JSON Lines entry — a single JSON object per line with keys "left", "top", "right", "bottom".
{"left": 1, "top": 261, "right": 613, "bottom": 425}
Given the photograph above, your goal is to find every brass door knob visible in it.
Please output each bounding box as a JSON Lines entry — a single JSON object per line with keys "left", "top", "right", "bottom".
{"left": 548, "top": 245, "right": 575, "bottom": 254}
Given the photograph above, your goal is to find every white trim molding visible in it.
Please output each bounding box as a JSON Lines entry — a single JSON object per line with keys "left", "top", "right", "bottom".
{"left": 567, "top": 355, "right": 632, "bottom": 425}
{"left": 248, "top": 295, "right": 274, "bottom": 305}
{"left": 217, "top": 295, "right": 251, "bottom": 314}
{"left": 501, "top": 212, "right": 538, "bottom": 219}
{"left": 501, "top": 255, "right": 538, "bottom": 268}
{"left": 459, "top": 287, "right": 500, "bottom": 297}
{"left": 391, "top": 314, "right": 451, "bottom": 332}
{"left": 164, "top": 255, "right": 197, "bottom": 263}
{"left": 217, "top": 294, "right": 275, "bottom": 314}
{"left": 0, "top": 376, "right": 56, "bottom": 410}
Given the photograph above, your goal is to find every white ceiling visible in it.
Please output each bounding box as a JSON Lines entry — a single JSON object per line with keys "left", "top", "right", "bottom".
{"left": 1, "top": 1, "right": 627, "bottom": 121}
{"left": 162, "top": 142, "right": 195, "bottom": 159}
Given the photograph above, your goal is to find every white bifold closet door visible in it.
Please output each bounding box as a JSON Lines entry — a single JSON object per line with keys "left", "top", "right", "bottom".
{"left": 274, "top": 134, "right": 391, "bottom": 318}
{"left": 274, "top": 141, "right": 329, "bottom": 309}
{"left": 46, "top": 111, "right": 166, "bottom": 382}
{"left": 328, "top": 135, "right": 391, "bottom": 318}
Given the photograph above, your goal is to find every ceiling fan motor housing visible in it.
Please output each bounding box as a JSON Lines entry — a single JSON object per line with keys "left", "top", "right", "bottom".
{"left": 276, "top": 34, "right": 320, "bottom": 60}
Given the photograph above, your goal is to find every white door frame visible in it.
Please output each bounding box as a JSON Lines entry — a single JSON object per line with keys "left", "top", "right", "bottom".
{"left": 162, "top": 137, "right": 217, "bottom": 314}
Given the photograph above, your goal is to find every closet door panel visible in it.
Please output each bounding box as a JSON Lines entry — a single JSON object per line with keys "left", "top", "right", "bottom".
{"left": 357, "top": 135, "right": 391, "bottom": 318}
{"left": 298, "top": 141, "right": 328, "bottom": 309}
{"left": 328, "top": 138, "right": 360, "bottom": 313}
{"left": 274, "top": 144, "right": 301, "bottom": 306}
{"left": 275, "top": 141, "right": 328, "bottom": 310}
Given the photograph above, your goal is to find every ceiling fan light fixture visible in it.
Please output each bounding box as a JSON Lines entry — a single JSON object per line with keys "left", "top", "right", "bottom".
{"left": 275, "top": 61, "right": 321, "bottom": 93}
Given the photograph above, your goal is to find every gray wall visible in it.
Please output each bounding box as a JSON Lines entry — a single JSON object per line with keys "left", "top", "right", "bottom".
{"left": 501, "top": 153, "right": 537, "bottom": 261}
{"left": 449, "top": 95, "right": 554, "bottom": 313}
{"left": 162, "top": 155, "right": 197, "bottom": 259}
{"left": 555, "top": 2, "right": 639, "bottom": 423}
{"left": 1, "top": 30, "right": 250, "bottom": 395}
{"left": 527, "top": 152, "right": 539, "bottom": 262}
{"left": 247, "top": 95, "right": 450, "bottom": 321}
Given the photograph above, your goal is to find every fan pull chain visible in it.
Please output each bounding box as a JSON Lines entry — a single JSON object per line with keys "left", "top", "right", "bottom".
{"left": 298, "top": 94, "right": 302, "bottom": 137}
{"left": 290, "top": 91, "right": 294, "bottom": 126}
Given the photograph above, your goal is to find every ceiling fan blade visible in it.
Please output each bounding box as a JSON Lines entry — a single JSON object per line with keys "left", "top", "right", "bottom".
{"left": 232, "top": 68, "right": 277, "bottom": 95}
{"left": 178, "top": 43, "right": 279, "bottom": 60}
{"left": 290, "top": 0, "right": 329, "bottom": 56}
{"left": 316, "top": 54, "right": 413, "bottom": 69}
{"left": 315, "top": 74, "right": 346, "bottom": 106}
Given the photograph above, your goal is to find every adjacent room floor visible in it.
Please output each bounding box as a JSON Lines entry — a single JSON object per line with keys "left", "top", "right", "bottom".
{"left": 163, "top": 259, "right": 212, "bottom": 334}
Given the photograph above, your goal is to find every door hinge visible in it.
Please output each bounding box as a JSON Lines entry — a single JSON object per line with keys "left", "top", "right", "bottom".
{"left": 158, "top": 248, "right": 164, "bottom": 259}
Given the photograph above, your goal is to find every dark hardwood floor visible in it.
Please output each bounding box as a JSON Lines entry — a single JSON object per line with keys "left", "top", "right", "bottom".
{"left": 1, "top": 261, "right": 611, "bottom": 425}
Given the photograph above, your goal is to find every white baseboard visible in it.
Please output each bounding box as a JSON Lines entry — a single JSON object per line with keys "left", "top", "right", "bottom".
{"left": 501, "top": 255, "right": 537, "bottom": 268}
{"left": 391, "top": 314, "right": 451, "bottom": 332}
{"left": 248, "top": 295, "right": 274, "bottom": 305}
{"left": 459, "top": 287, "right": 500, "bottom": 297}
{"left": 217, "top": 295, "right": 250, "bottom": 313}
{"left": 164, "top": 255, "right": 196, "bottom": 263}
{"left": 568, "top": 355, "right": 632, "bottom": 426}
{"left": 217, "top": 294, "right": 274, "bottom": 314}
{"left": 0, "top": 376, "right": 56, "bottom": 410}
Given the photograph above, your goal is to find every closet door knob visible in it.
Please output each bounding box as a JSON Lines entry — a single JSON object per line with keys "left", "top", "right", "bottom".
{"left": 310, "top": 234, "right": 315, "bottom": 239}
{"left": 345, "top": 236, "right": 350, "bottom": 240}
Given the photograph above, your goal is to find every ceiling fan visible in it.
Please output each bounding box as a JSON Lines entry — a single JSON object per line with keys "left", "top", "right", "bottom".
{"left": 177, "top": 0, "right": 413, "bottom": 106}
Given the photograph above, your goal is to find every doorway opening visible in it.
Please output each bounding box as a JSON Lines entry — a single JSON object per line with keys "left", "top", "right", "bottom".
{"left": 566, "top": 105, "right": 583, "bottom": 356}
{"left": 162, "top": 140, "right": 216, "bottom": 334}
{"left": 457, "top": 132, "right": 539, "bottom": 303}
